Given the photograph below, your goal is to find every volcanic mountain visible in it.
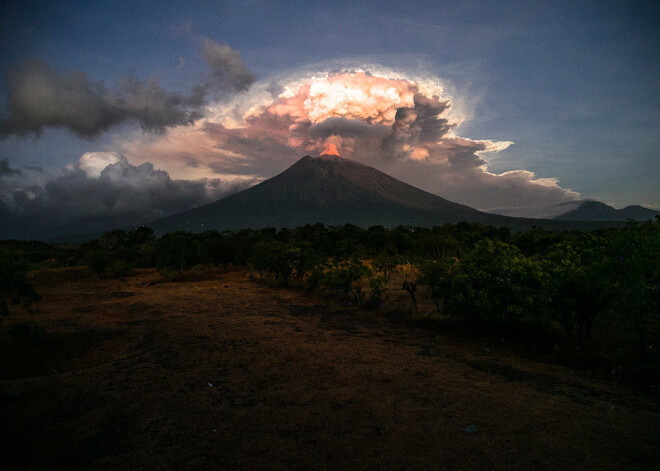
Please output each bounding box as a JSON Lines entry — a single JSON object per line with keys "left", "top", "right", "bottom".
{"left": 555, "top": 200, "right": 659, "bottom": 222}
{"left": 146, "top": 154, "right": 622, "bottom": 234}
{"left": 147, "top": 154, "right": 486, "bottom": 234}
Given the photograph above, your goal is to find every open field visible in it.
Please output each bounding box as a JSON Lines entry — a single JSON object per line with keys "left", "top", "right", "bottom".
{"left": 1, "top": 267, "right": 659, "bottom": 470}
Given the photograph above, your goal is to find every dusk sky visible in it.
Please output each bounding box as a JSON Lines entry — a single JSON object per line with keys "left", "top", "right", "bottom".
{"left": 1, "top": 0, "right": 659, "bottom": 237}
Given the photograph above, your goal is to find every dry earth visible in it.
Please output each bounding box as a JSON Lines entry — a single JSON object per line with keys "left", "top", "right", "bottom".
{"left": 1, "top": 267, "right": 658, "bottom": 470}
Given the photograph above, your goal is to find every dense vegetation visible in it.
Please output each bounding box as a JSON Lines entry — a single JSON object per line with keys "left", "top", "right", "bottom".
{"left": 2, "top": 219, "right": 659, "bottom": 384}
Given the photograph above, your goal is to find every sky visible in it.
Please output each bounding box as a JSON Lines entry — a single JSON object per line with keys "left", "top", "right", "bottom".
{"left": 1, "top": 0, "right": 659, "bottom": 238}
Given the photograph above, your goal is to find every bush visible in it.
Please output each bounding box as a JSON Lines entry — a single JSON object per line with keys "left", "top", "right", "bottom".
{"left": 106, "top": 260, "right": 133, "bottom": 279}
{"left": 368, "top": 275, "right": 386, "bottom": 308}
{"left": 156, "top": 231, "right": 200, "bottom": 272}
{"left": 321, "top": 259, "right": 372, "bottom": 305}
{"left": 418, "top": 257, "right": 455, "bottom": 312}
{"left": 445, "top": 239, "right": 549, "bottom": 327}
{"left": 0, "top": 248, "right": 39, "bottom": 319}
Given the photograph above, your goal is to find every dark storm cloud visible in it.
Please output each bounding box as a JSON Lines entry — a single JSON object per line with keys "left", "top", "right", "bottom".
{"left": 0, "top": 61, "right": 198, "bottom": 138}
{"left": 307, "top": 118, "right": 388, "bottom": 139}
{"left": 201, "top": 38, "right": 255, "bottom": 94}
{"left": 203, "top": 122, "right": 301, "bottom": 176}
{"left": 0, "top": 40, "right": 254, "bottom": 139}
{"left": 0, "top": 158, "right": 23, "bottom": 176}
{"left": 447, "top": 148, "right": 487, "bottom": 171}
{"left": 381, "top": 94, "right": 454, "bottom": 160}
{"left": 0, "top": 154, "right": 253, "bottom": 239}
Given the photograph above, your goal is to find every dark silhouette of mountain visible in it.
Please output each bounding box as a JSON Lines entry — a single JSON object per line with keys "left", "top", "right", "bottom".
{"left": 146, "top": 154, "right": 624, "bottom": 235}
{"left": 555, "top": 200, "right": 659, "bottom": 221}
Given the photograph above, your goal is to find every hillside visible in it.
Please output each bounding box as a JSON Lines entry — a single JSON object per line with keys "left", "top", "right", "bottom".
{"left": 555, "top": 200, "right": 659, "bottom": 221}
{"left": 147, "top": 155, "right": 623, "bottom": 234}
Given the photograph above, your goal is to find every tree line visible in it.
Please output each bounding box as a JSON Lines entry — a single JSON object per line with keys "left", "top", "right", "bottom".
{"left": 2, "top": 219, "right": 659, "bottom": 382}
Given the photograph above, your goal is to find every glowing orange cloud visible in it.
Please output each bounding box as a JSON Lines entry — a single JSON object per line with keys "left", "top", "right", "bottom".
{"left": 116, "top": 68, "right": 580, "bottom": 215}
{"left": 260, "top": 71, "right": 420, "bottom": 154}
{"left": 322, "top": 142, "right": 341, "bottom": 156}
{"left": 320, "top": 135, "right": 345, "bottom": 156}
{"left": 269, "top": 72, "right": 416, "bottom": 125}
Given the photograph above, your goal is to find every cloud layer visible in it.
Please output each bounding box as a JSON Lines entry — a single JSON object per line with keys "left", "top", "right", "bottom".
{"left": 1, "top": 65, "right": 582, "bottom": 238}
{"left": 0, "top": 152, "right": 253, "bottom": 239}
{"left": 0, "top": 39, "right": 254, "bottom": 138}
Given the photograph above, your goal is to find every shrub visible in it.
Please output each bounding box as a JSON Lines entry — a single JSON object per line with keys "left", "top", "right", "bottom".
{"left": 106, "top": 260, "right": 133, "bottom": 279}
{"left": 0, "top": 248, "right": 39, "bottom": 320}
{"left": 418, "top": 258, "right": 455, "bottom": 312}
{"left": 321, "top": 259, "right": 372, "bottom": 305}
{"left": 368, "top": 275, "right": 386, "bottom": 308}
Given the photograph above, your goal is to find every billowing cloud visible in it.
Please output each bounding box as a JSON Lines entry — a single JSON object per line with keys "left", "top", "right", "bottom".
{"left": 201, "top": 38, "right": 255, "bottom": 94}
{"left": 0, "top": 61, "right": 200, "bottom": 138}
{"left": 0, "top": 39, "right": 253, "bottom": 138}
{"left": 2, "top": 66, "right": 582, "bottom": 238}
{"left": 0, "top": 152, "right": 254, "bottom": 239}
{"left": 118, "top": 69, "right": 579, "bottom": 214}
{"left": 0, "top": 158, "right": 23, "bottom": 177}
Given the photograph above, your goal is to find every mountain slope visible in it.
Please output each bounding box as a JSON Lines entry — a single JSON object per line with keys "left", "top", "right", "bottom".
{"left": 146, "top": 155, "right": 625, "bottom": 234}
{"left": 147, "top": 154, "right": 489, "bottom": 234}
{"left": 555, "top": 200, "right": 659, "bottom": 221}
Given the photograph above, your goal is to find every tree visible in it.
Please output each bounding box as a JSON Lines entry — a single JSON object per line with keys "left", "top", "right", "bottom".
{"left": 126, "top": 226, "right": 155, "bottom": 247}
{"left": 321, "top": 259, "right": 372, "bottom": 305}
{"left": 543, "top": 237, "right": 611, "bottom": 339}
{"left": 400, "top": 261, "right": 419, "bottom": 310}
{"left": 199, "top": 231, "right": 234, "bottom": 271}
{"left": 445, "top": 239, "right": 547, "bottom": 326}
{"left": 402, "top": 280, "right": 418, "bottom": 311}
{"left": 368, "top": 275, "right": 386, "bottom": 308}
{"left": 418, "top": 257, "right": 455, "bottom": 312}
{"left": 251, "top": 240, "right": 319, "bottom": 287}
{"left": 156, "top": 231, "right": 200, "bottom": 272}
{"left": 419, "top": 232, "right": 460, "bottom": 260}
{"left": 99, "top": 229, "right": 127, "bottom": 252}
{"left": 372, "top": 253, "right": 401, "bottom": 283}
{"left": 602, "top": 219, "right": 660, "bottom": 347}
{"left": 0, "top": 248, "right": 39, "bottom": 319}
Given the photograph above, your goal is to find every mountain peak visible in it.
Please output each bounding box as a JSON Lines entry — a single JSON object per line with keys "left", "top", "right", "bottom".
{"left": 317, "top": 153, "right": 343, "bottom": 160}
{"left": 555, "top": 200, "right": 659, "bottom": 221}
{"left": 147, "top": 154, "right": 487, "bottom": 233}
{"left": 299, "top": 153, "right": 345, "bottom": 162}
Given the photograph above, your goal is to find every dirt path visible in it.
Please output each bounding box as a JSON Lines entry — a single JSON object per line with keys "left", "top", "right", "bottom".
{"left": 1, "top": 267, "right": 658, "bottom": 470}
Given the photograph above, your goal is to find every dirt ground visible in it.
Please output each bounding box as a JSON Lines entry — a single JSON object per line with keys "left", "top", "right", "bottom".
{"left": 1, "top": 267, "right": 658, "bottom": 470}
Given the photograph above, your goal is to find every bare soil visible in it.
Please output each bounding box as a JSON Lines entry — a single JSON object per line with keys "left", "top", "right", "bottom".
{"left": 1, "top": 267, "right": 658, "bottom": 470}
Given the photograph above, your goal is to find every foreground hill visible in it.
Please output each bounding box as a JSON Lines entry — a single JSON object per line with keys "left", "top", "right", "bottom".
{"left": 147, "top": 155, "right": 621, "bottom": 234}
{"left": 555, "top": 200, "right": 659, "bottom": 221}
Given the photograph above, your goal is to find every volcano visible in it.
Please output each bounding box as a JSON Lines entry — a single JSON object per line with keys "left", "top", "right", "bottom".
{"left": 146, "top": 154, "right": 620, "bottom": 234}
{"left": 555, "top": 200, "right": 659, "bottom": 222}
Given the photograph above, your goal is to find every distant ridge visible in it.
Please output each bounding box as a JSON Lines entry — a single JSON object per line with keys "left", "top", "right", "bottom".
{"left": 146, "top": 155, "right": 625, "bottom": 235}
{"left": 555, "top": 200, "right": 659, "bottom": 222}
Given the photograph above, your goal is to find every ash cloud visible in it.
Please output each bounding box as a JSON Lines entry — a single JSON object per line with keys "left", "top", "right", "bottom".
{"left": 201, "top": 38, "right": 255, "bottom": 94}
{"left": 381, "top": 94, "right": 454, "bottom": 160}
{"left": 85, "top": 69, "right": 582, "bottom": 217}
{"left": 308, "top": 118, "right": 388, "bottom": 139}
{"left": 0, "top": 39, "right": 254, "bottom": 139}
{"left": 131, "top": 70, "right": 579, "bottom": 213}
{"left": 0, "top": 152, "right": 253, "bottom": 239}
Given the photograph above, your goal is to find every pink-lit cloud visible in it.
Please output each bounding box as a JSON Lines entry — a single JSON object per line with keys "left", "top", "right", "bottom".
{"left": 118, "top": 69, "right": 580, "bottom": 214}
